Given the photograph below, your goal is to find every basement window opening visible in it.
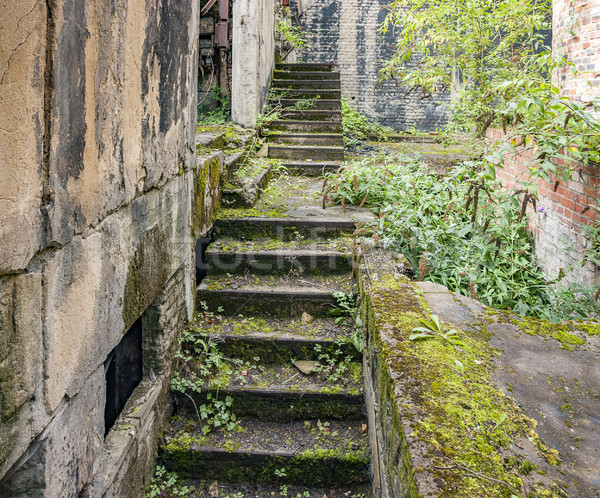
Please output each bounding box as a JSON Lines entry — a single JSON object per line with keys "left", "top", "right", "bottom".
{"left": 104, "top": 315, "right": 144, "bottom": 435}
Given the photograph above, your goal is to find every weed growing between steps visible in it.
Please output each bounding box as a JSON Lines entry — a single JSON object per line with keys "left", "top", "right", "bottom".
{"left": 323, "top": 152, "right": 600, "bottom": 321}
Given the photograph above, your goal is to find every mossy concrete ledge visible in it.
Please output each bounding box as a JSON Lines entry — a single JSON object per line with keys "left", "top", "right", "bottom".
{"left": 355, "top": 244, "right": 600, "bottom": 497}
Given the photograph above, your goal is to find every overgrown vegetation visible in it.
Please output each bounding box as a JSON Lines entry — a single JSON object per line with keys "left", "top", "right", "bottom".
{"left": 198, "top": 87, "right": 230, "bottom": 125}
{"left": 323, "top": 152, "right": 600, "bottom": 321}
{"left": 371, "top": 0, "right": 600, "bottom": 319}
{"left": 341, "top": 100, "right": 392, "bottom": 143}
{"left": 276, "top": 6, "right": 309, "bottom": 51}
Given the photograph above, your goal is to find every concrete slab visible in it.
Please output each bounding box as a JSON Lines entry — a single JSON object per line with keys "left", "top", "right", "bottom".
{"left": 419, "top": 286, "right": 600, "bottom": 496}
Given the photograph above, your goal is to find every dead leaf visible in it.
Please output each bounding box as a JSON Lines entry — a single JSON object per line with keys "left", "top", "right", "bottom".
{"left": 361, "top": 424, "right": 368, "bottom": 434}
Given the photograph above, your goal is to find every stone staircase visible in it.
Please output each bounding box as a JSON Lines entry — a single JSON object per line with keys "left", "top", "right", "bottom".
{"left": 266, "top": 63, "right": 344, "bottom": 176}
{"left": 159, "top": 64, "right": 373, "bottom": 497}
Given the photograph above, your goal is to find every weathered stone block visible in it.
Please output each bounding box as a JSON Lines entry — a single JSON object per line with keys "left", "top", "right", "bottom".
{"left": 0, "top": 273, "right": 43, "bottom": 422}
{"left": 0, "top": 0, "right": 46, "bottom": 272}
{"left": 42, "top": 233, "right": 119, "bottom": 412}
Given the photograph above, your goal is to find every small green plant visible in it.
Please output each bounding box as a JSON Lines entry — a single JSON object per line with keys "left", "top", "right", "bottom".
{"left": 276, "top": 10, "right": 309, "bottom": 50}
{"left": 330, "top": 292, "right": 363, "bottom": 352}
{"left": 274, "top": 467, "right": 288, "bottom": 478}
{"left": 171, "top": 323, "right": 243, "bottom": 433}
{"left": 409, "top": 313, "right": 465, "bottom": 347}
{"left": 146, "top": 466, "right": 190, "bottom": 497}
{"left": 292, "top": 97, "right": 317, "bottom": 111}
{"left": 199, "top": 393, "right": 237, "bottom": 434}
{"left": 311, "top": 341, "right": 353, "bottom": 384}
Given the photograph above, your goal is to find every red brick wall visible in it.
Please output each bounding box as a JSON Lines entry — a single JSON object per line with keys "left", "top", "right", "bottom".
{"left": 487, "top": 128, "right": 599, "bottom": 286}
{"left": 553, "top": 0, "right": 600, "bottom": 102}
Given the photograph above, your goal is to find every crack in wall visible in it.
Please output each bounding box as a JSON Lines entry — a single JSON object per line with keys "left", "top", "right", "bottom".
{"left": 41, "top": 0, "right": 55, "bottom": 247}
{"left": 0, "top": 0, "right": 44, "bottom": 85}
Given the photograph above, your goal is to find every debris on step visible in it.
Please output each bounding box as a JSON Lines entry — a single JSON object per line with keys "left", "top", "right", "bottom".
{"left": 293, "top": 360, "right": 320, "bottom": 375}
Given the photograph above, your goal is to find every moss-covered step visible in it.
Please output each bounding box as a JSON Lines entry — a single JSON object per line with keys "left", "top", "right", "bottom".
{"left": 213, "top": 217, "right": 356, "bottom": 240}
{"left": 174, "top": 362, "right": 364, "bottom": 421}
{"left": 222, "top": 162, "right": 272, "bottom": 209}
{"left": 272, "top": 80, "right": 341, "bottom": 90}
{"left": 174, "top": 480, "right": 372, "bottom": 498}
{"left": 161, "top": 418, "right": 370, "bottom": 486}
{"left": 278, "top": 98, "right": 341, "bottom": 110}
{"left": 268, "top": 145, "right": 344, "bottom": 161}
{"left": 273, "top": 70, "right": 341, "bottom": 81}
{"left": 190, "top": 313, "right": 360, "bottom": 358}
{"left": 267, "top": 133, "right": 344, "bottom": 147}
{"left": 282, "top": 161, "right": 342, "bottom": 176}
{"left": 206, "top": 237, "right": 352, "bottom": 275}
{"left": 218, "top": 174, "right": 372, "bottom": 226}
{"left": 196, "top": 274, "right": 354, "bottom": 317}
{"left": 278, "top": 109, "right": 342, "bottom": 121}
{"left": 268, "top": 120, "right": 343, "bottom": 133}
{"left": 272, "top": 89, "right": 342, "bottom": 100}
{"left": 275, "top": 62, "right": 337, "bottom": 72}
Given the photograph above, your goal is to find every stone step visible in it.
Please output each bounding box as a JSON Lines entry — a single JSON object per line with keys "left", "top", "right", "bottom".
{"left": 283, "top": 161, "right": 342, "bottom": 176}
{"left": 206, "top": 237, "right": 352, "bottom": 275}
{"left": 272, "top": 79, "right": 341, "bottom": 90}
{"left": 177, "top": 480, "right": 373, "bottom": 498}
{"left": 213, "top": 216, "right": 356, "bottom": 240}
{"left": 268, "top": 144, "right": 345, "bottom": 161}
{"left": 193, "top": 311, "right": 357, "bottom": 344}
{"left": 222, "top": 162, "right": 272, "bottom": 209}
{"left": 275, "top": 62, "right": 338, "bottom": 72}
{"left": 197, "top": 273, "right": 354, "bottom": 317}
{"left": 191, "top": 314, "right": 361, "bottom": 364}
{"left": 273, "top": 70, "right": 341, "bottom": 81}
{"left": 278, "top": 98, "right": 341, "bottom": 110}
{"left": 175, "top": 361, "right": 364, "bottom": 421}
{"left": 267, "top": 133, "right": 344, "bottom": 147}
{"left": 161, "top": 418, "right": 370, "bottom": 486}
{"left": 273, "top": 88, "right": 342, "bottom": 100}
{"left": 268, "top": 120, "right": 342, "bottom": 133}
{"left": 278, "top": 109, "right": 342, "bottom": 121}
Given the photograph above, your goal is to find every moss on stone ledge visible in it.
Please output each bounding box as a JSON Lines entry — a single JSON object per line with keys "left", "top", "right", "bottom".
{"left": 358, "top": 251, "right": 565, "bottom": 497}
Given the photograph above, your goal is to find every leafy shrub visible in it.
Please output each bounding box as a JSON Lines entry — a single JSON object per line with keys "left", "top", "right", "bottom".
{"left": 341, "top": 100, "right": 393, "bottom": 142}
{"left": 324, "top": 153, "right": 600, "bottom": 321}
{"left": 198, "top": 87, "right": 230, "bottom": 125}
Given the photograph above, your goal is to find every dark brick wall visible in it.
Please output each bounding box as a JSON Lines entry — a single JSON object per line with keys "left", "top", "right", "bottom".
{"left": 294, "top": 0, "right": 450, "bottom": 131}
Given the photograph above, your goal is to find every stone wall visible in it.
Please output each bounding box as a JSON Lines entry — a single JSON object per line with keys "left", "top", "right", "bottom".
{"left": 293, "top": 0, "right": 449, "bottom": 131}
{"left": 231, "top": 0, "right": 276, "bottom": 127}
{"left": 553, "top": 0, "right": 600, "bottom": 102}
{"left": 0, "top": 0, "right": 226, "bottom": 495}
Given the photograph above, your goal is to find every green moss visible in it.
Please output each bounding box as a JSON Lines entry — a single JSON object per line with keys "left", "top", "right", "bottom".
{"left": 574, "top": 320, "right": 600, "bottom": 336}
{"left": 512, "top": 316, "right": 585, "bottom": 347}
{"left": 359, "top": 270, "right": 564, "bottom": 496}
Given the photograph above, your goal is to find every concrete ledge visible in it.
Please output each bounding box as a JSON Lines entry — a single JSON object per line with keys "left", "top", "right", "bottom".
{"left": 355, "top": 244, "right": 600, "bottom": 497}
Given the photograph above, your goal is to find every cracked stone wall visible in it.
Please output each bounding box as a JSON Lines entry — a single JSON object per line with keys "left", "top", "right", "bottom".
{"left": 0, "top": 0, "right": 226, "bottom": 496}
{"left": 293, "top": 0, "right": 450, "bottom": 131}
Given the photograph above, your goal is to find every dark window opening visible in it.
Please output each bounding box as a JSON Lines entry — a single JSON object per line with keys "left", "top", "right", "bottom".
{"left": 104, "top": 317, "right": 144, "bottom": 435}
{"left": 195, "top": 233, "right": 213, "bottom": 284}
